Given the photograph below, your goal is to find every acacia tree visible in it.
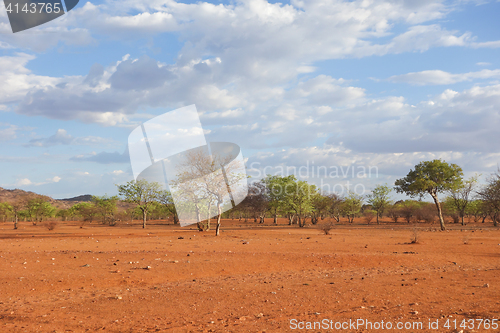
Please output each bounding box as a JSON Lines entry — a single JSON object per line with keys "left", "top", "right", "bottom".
{"left": 117, "top": 179, "right": 163, "bottom": 228}
{"left": 366, "top": 184, "right": 392, "bottom": 224}
{"left": 395, "top": 159, "right": 463, "bottom": 231}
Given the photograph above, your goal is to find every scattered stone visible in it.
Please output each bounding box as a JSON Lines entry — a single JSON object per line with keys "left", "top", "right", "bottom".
{"left": 410, "top": 310, "right": 418, "bottom": 315}
{"left": 145, "top": 266, "right": 152, "bottom": 270}
{"left": 255, "top": 313, "right": 264, "bottom": 318}
{"left": 483, "top": 283, "right": 489, "bottom": 288}
{"left": 178, "top": 237, "right": 184, "bottom": 240}
{"left": 82, "top": 264, "right": 90, "bottom": 267}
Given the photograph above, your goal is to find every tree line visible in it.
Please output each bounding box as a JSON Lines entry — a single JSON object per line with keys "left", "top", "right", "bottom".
{"left": 1, "top": 159, "right": 499, "bottom": 233}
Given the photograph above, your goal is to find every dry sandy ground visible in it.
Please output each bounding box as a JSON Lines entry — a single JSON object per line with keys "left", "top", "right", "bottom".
{"left": 0, "top": 219, "right": 499, "bottom": 332}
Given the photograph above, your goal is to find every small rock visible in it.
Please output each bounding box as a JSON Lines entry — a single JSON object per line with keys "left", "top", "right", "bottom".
{"left": 82, "top": 264, "right": 90, "bottom": 267}
{"left": 483, "top": 283, "right": 489, "bottom": 288}
{"left": 255, "top": 313, "right": 264, "bottom": 318}
{"left": 145, "top": 266, "right": 152, "bottom": 270}
{"left": 410, "top": 310, "right": 418, "bottom": 315}
{"left": 178, "top": 237, "right": 184, "bottom": 240}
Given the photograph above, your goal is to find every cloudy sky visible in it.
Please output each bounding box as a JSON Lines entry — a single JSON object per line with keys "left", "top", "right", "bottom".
{"left": 0, "top": 0, "right": 499, "bottom": 199}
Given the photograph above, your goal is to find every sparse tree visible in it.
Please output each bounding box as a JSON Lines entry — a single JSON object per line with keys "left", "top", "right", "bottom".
{"left": 158, "top": 190, "right": 179, "bottom": 224}
{"left": 171, "top": 149, "right": 245, "bottom": 235}
{"left": 0, "top": 202, "right": 13, "bottom": 223}
{"left": 326, "top": 193, "right": 343, "bottom": 223}
{"left": 366, "top": 184, "right": 392, "bottom": 224}
{"left": 117, "top": 180, "right": 163, "bottom": 228}
{"left": 395, "top": 160, "right": 463, "bottom": 231}
{"left": 72, "top": 202, "right": 98, "bottom": 223}
{"left": 477, "top": 170, "right": 500, "bottom": 227}
{"left": 263, "top": 175, "right": 297, "bottom": 224}
{"left": 341, "top": 192, "right": 363, "bottom": 223}
{"left": 447, "top": 175, "right": 478, "bottom": 225}
{"left": 92, "top": 195, "right": 119, "bottom": 225}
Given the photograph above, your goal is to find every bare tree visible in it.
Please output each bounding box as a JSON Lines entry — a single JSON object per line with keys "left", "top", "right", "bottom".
{"left": 477, "top": 170, "right": 500, "bottom": 227}
{"left": 171, "top": 148, "right": 245, "bottom": 235}
{"left": 448, "top": 175, "right": 478, "bottom": 225}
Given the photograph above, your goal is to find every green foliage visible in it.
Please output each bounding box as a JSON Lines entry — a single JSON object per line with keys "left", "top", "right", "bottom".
{"left": 341, "top": 192, "right": 363, "bottom": 223}
{"left": 116, "top": 179, "right": 163, "bottom": 228}
{"left": 72, "top": 202, "right": 97, "bottom": 223}
{"left": 366, "top": 184, "right": 392, "bottom": 224}
{"left": 0, "top": 202, "right": 13, "bottom": 221}
{"left": 394, "top": 159, "right": 463, "bottom": 197}
{"left": 92, "top": 195, "right": 119, "bottom": 224}
{"left": 395, "top": 159, "right": 463, "bottom": 230}
{"left": 263, "top": 175, "right": 297, "bottom": 218}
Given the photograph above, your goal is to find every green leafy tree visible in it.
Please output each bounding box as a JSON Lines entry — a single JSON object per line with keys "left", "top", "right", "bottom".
{"left": 117, "top": 179, "right": 163, "bottom": 229}
{"left": 366, "top": 184, "right": 392, "bottom": 224}
{"left": 287, "top": 180, "right": 317, "bottom": 227}
{"left": 395, "top": 160, "right": 463, "bottom": 231}
{"left": 92, "top": 195, "right": 119, "bottom": 224}
{"left": 0, "top": 202, "right": 13, "bottom": 222}
{"left": 263, "top": 175, "right": 297, "bottom": 225}
{"left": 341, "top": 192, "right": 363, "bottom": 223}
{"left": 72, "top": 202, "right": 98, "bottom": 223}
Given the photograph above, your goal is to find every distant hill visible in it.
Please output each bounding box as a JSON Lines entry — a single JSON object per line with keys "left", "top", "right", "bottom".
{"left": 0, "top": 187, "right": 131, "bottom": 210}
{"left": 0, "top": 187, "right": 47, "bottom": 203}
{"left": 59, "top": 194, "right": 93, "bottom": 202}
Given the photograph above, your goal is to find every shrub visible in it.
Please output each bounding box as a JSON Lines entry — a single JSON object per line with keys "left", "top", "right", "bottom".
{"left": 363, "top": 210, "right": 376, "bottom": 224}
{"left": 320, "top": 222, "right": 334, "bottom": 235}
{"left": 45, "top": 221, "right": 57, "bottom": 231}
{"left": 410, "top": 228, "right": 420, "bottom": 244}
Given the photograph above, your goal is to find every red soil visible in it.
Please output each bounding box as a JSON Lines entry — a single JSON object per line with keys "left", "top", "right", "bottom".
{"left": 0, "top": 218, "right": 499, "bottom": 332}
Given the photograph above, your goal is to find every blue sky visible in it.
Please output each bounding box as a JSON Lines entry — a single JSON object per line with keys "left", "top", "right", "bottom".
{"left": 1, "top": 0, "right": 500, "bottom": 199}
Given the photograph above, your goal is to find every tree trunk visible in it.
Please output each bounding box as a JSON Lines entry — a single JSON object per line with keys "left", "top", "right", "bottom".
{"left": 430, "top": 192, "right": 446, "bottom": 231}
{"left": 273, "top": 214, "right": 277, "bottom": 225}
{"left": 142, "top": 210, "right": 147, "bottom": 229}
{"left": 14, "top": 214, "right": 18, "bottom": 230}
{"left": 376, "top": 212, "right": 380, "bottom": 225}
{"left": 215, "top": 204, "right": 222, "bottom": 236}
{"left": 461, "top": 215, "right": 465, "bottom": 226}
